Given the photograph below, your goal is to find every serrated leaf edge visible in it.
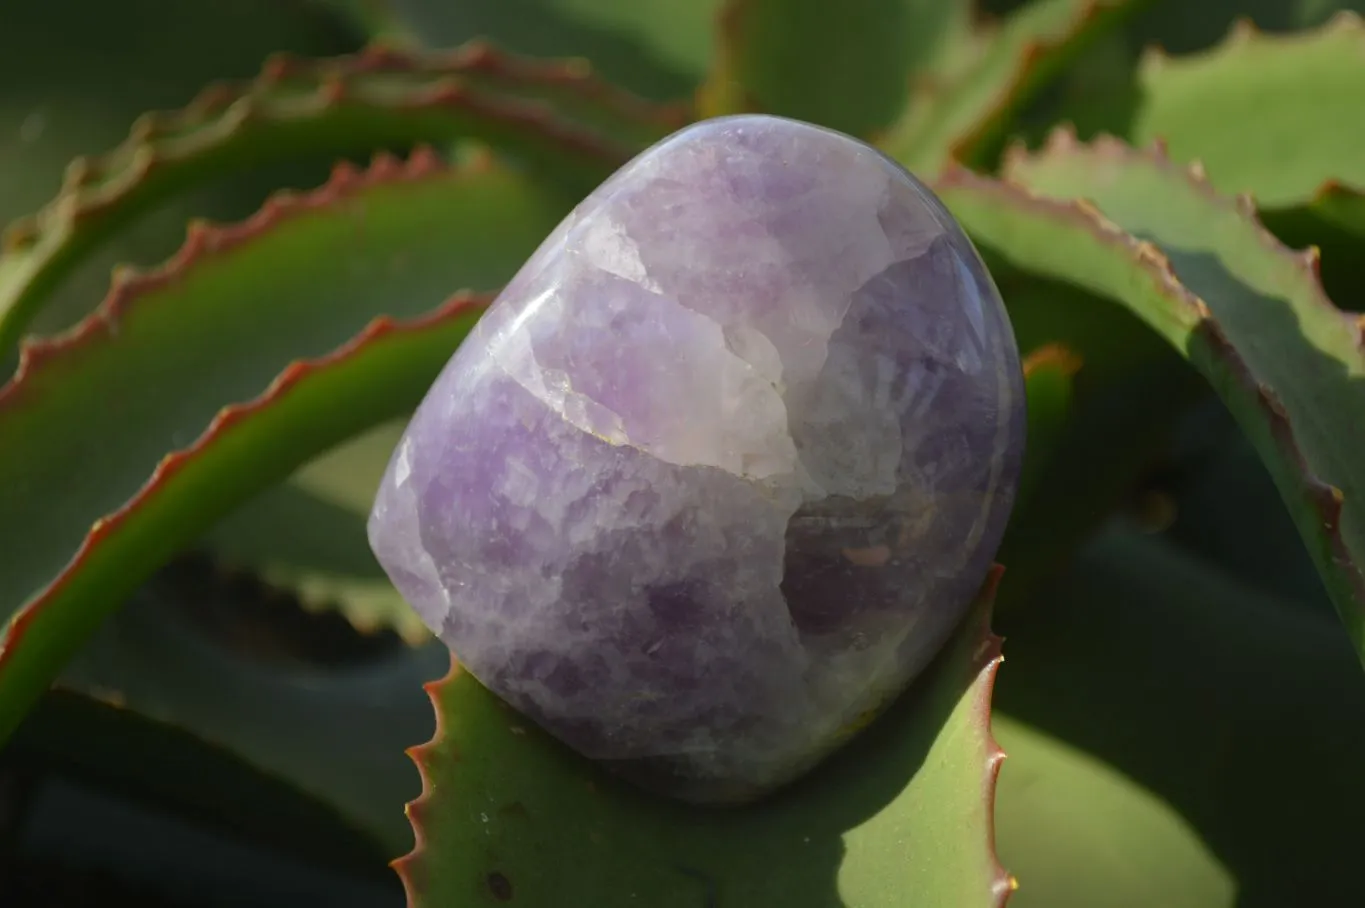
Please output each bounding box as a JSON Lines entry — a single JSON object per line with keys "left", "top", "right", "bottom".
{"left": 0, "top": 288, "right": 492, "bottom": 664}
{"left": 0, "top": 147, "right": 494, "bottom": 676}
{"left": 1, "top": 146, "right": 452, "bottom": 400}
{"left": 880, "top": 0, "right": 1136, "bottom": 170}
{"left": 956, "top": 128, "right": 1365, "bottom": 645}
{"left": 394, "top": 565, "right": 1015, "bottom": 906}
{"left": 1138, "top": 9, "right": 1364, "bottom": 77}
{"left": 974, "top": 565, "right": 1014, "bottom": 907}
{"left": 0, "top": 40, "right": 686, "bottom": 356}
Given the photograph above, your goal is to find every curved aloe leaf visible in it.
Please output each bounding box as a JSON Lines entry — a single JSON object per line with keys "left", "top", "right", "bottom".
{"left": 880, "top": 0, "right": 1142, "bottom": 175}
{"left": 337, "top": 0, "right": 719, "bottom": 102}
{"left": 934, "top": 133, "right": 1365, "bottom": 663}
{"left": 1131, "top": 13, "right": 1365, "bottom": 211}
{"left": 990, "top": 270, "right": 1203, "bottom": 609}
{"left": 60, "top": 564, "right": 448, "bottom": 855}
{"left": 0, "top": 42, "right": 683, "bottom": 360}
{"left": 0, "top": 150, "right": 568, "bottom": 741}
{"left": 993, "top": 716, "right": 1233, "bottom": 907}
{"left": 698, "top": 0, "right": 973, "bottom": 137}
{"left": 996, "top": 528, "right": 1365, "bottom": 903}
{"left": 11, "top": 688, "right": 391, "bottom": 875}
{"left": 207, "top": 420, "right": 432, "bottom": 644}
{"left": 399, "top": 570, "right": 1009, "bottom": 908}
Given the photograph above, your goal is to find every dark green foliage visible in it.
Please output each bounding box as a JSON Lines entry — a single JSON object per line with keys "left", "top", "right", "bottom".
{"left": 1, "top": 1, "right": 1362, "bottom": 905}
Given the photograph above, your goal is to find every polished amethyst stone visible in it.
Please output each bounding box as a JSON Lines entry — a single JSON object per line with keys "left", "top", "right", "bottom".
{"left": 369, "top": 115, "right": 1025, "bottom": 803}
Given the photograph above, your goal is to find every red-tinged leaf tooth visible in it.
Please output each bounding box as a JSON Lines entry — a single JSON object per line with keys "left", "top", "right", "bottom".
{"left": 0, "top": 286, "right": 494, "bottom": 677}
{"left": 1022, "top": 342, "right": 1084, "bottom": 377}
{"left": 259, "top": 51, "right": 301, "bottom": 84}
{"left": 966, "top": 565, "right": 1012, "bottom": 907}
{"left": 128, "top": 113, "right": 161, "bottom": 145}
{"left": 1187, "top": 159, "right": 1207, "bottom": 182}
{"left": 62, "top": 157, "right": 95, "bottom": 193}
{"left": 1227, "top": 16, "right": 1260, "bottom": 45}
{"left": 1301, "top": 245, "right": 1324, "bottom": 280}
{"left": 1009, "top": 136, "right": 1353, "bottom": 332}
{"left": 0, "top": 149, "right": 462, "bottom": 411}
{"left": 2, "top": 221, "right": 38, "bottom": 252}
{"left": 362, "top": 41, "right": 420, "bottom": 71}
{"left": 405, "top": 144, "right": 447, "bottom": 176}
{"left": 318, "top": 73, "right": 348, "bottom": 106}
{"left": 1137, "top": 43, "right": 1169, "bottom": 72}
{"left": 452, "top": 38, "right": 497, "bottom": 69}
{"left": 391, "top": 653, "right": 458, "bottom": 903}
{"left": 1043, "top": 124, "right": 1079, "bottom": 156}
{"left": 1000, "top": 138, "right": 1034, "bottom": 177}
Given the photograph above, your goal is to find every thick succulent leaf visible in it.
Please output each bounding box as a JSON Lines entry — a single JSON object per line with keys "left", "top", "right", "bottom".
{"left": 346, "top": 0, "right": 720, "bottom": 102}
{"left": 400, "top": 571, "right": 1010, "bottom": 908}
{"left": 58, "top": 565, "right": 449, "bottom": 856}
{"left": 698, "top": 0, "right": 973, "bottom": 137}
{"left": 993, "top": 716, "right": 1233, "bottom": 908}
{"left": 1130, "top": 13, "right": 1365, "bottom": 212}
{"left": 995, "top": 528, "right": 1365, "bottom": 903}
{"left": 1163, "top": 403, "right": 1337, "bottom": 615}
{"left": 0, "top": 42, "right": 682, "bottom": 360}
{"left": 880, "top": 0, "right": 1141, "bottom": 175}
{"left": 0, "top": 0, "right": 358, "bottom": 369}
{"left": 1125, "top": 0, "right": 1365, "bottom": 55}
{"left": 207, "top": 420, "right": 430, "bottom": 643}
{"left": 935, "top": 139, "right": 1365, "bottom": 663}
{"left": 1000, "top": 131, "right": 1365, "bottom": 661}
{"left": 0, "top": 152, "right": 567, "bottom": 741}
{"left": 10, "top": 688, "right": 392, "bottom": 876}
{"left": 993, "top": 270, "right": 1203, "bottom": 607}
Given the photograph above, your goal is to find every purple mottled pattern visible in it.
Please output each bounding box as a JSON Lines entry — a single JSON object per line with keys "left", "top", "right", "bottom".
{"left": 368, "top": 115, "right": 1025, "bottom": 803}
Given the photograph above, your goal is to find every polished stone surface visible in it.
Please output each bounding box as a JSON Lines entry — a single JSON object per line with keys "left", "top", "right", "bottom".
{"left": 369, "top": 115, "right": 1025, "bottom": 803}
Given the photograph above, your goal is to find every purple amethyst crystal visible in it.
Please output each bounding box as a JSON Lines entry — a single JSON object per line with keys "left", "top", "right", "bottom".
{"left": 368, "top": 115, "right": 1025, "bottom": 803}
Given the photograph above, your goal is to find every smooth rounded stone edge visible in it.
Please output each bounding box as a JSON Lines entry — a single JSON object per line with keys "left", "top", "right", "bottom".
{"left": 368, "top": 114, "right": 1026, "bottom": 804}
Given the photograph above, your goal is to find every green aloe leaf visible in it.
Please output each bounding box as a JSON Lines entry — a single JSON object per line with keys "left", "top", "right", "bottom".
{"left": 935, "top": 132, "right": 1365, "bottom": 662}
{"left": 995, "top": 528, "right": 1365, "bottom": 903}
{"left": 207, "top": 420, "right": 430, "bottom": 644}
{"left": 0, "top": 0, "right": 358, "bottom": 372}
{"left": 1125, "top": 0, "right": 1365, "bottom": 55}
{"left": 0, "top": 42, "right": 682, "bottom": 361}
{"left": 335, "top": 0, "right": 720, "bottom": 102}
{"left": 881, "top": 0, "right": 1142, "bottom": 175}
{"left": 698, "top": 0, "right": 973, "bottom": 137}
{"left": 1131, "top": 12, "right": 1365, "bottom": 210}
{"left": 400, "top": 571, "right": 1009, "bottom": 908}
{"left": 993, "top": 715, "right": 1233, "bottom": 907}
{"left": 991, "top": 271, "right": 1203, "bottom": 607}
{"left": 10, "top": 688, "right": 392, "bottom": 876}
{"left": 0, "top": 151, "right": 567, "bottom": 742}
{"left": 58, "top": 563, "right": 448, "bottom": 855}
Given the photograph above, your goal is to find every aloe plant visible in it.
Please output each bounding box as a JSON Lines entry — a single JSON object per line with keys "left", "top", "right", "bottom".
{"left": 2, "top": 1, "right": 1364, "bottom": 905}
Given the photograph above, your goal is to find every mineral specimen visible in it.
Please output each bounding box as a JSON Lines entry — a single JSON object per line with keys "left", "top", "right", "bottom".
{"left": 368, "top": 114, "right": 1025, "bottom": 803}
